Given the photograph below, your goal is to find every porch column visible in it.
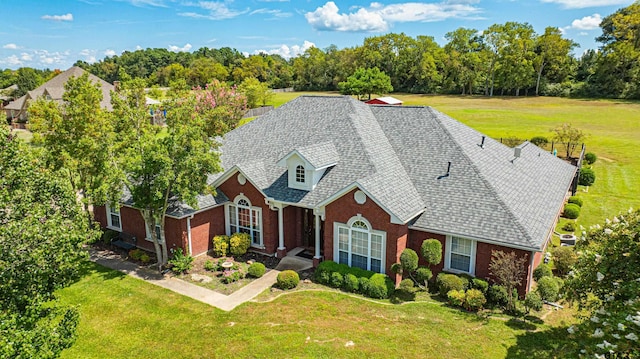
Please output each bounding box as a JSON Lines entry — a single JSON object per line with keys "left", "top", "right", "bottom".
{"left": 277, "top": 204, "right": 286, "bottom": 258}
{"left": 313, "top": 210, "right": 322, "bottom": 267}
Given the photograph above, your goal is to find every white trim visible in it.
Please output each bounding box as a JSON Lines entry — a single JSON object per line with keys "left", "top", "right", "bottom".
{"left": 225, "top": 194, "right": 264, "bottom": 248}
{"left": 105, "top": 203, "right": 122, "bottom": 231}
{"left": 333, "top": 215, "right": 386, "bottom": 274}
{"left": 187, "top": 215, "right": 194, "bottom": 256}
{"left": 527, "top": 251, "right": 535, "bottom": 293}
{"left": 408, "top": 225, "right": 542, "bottom": 253}
{"left": 444, "top": 235, "right": 477, "bottom": 276}
{"left": 144, "top": 219, "right": 162, "bottom": 243}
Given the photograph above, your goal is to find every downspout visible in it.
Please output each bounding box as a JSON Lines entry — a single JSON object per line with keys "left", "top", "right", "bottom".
{"left": 187, "top": 214, "right": 194, "bottom": 256}
{"left": 527, "top": 251, "right": 535, "bottom": 293}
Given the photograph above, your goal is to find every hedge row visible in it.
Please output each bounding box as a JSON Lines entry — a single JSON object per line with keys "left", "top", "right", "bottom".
{"left": 314, "top": 261, "right": 395, "bottom": 299}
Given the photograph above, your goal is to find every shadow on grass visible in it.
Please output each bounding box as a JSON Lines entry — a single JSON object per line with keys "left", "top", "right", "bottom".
{"left": 505, "top": 326, "right": 578, "bottom": 359}
{"left": 77, "top": 260, "right": 128, "bottom": 281}
{"left": 389, "top": 289, "right": 416, "bottom": 304}
{"left": 505, "top": 318, "right": 537, "bottom": 331}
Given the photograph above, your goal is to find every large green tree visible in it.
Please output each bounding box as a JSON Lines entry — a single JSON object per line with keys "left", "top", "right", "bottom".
{"left": 0, "top": 126, "right": 98, "bottom": 358}
{"left": 338, "top": 67, "right": 393, "bottom": 100}
{"left": 534, "top": 27, "right": 577, "bottom": 95}
{"left": 444, "top": 28, "right": 484, "bottom": 95}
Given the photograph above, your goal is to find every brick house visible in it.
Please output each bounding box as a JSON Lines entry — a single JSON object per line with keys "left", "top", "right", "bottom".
{"left": 95, "top": 95, "right": 576, "bottom": 294}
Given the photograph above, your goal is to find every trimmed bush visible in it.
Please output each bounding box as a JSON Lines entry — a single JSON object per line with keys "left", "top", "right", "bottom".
{"left": 487, "top": 285, "right": 509, "bottom": 308}
{"left": 421, "top": 239, "right": 442, "bottom": 266}
{"left": 447, "top": 289, "right": 466, "bottom": 307}
{"left": 277, "top": 270, "right": 299, "bottom": 290}
{"left": 464, "top": 289, "right": 487, "bottom": 311}
{"left": 436, "top": 273, "right": 466, "bottom": 297}
{"left": 358, "top": 277, "right": 370, "bottom": 294}
{"left": 367, "top": 274, "right": 392, "bottom": 299}
{"left": 562, "top": 222, "right": 576, "bottom": 232}
{"left": 563, "top": 203, "right": 581, "bottom": 219}
{"left": 390, "top": 263, "right": 402, "bottom": 275}
{"left": 248, "top": 262, "right": 266, "bottom": 278}
{"left": 415, "top": 267, "right": 433, "bottom": 285}
{"left": 204, "top": 260, "right": 216, "bottom": 271}
{"left": 471, "top": 278, "right": 489, "bottom": 294}
{"left": 129, "top": 249, "right": 144, "bottom": 261}
{"left": 212, "top": 235, "right": 229, "bottom": 257}
{"left": 140, "top": 254, "right": 151, "bottom": 263}
{"left": 399, "top": 278, "right": 415, "bottom": 292}
{"left": 584, "top": 152, "right": 597, "bottom": 165}
{"left": 579, "top": 168, "right": 596, "bottom": 186}
{"left": 533, "top": 263, "right": 553, "bottom": 282}
{"left": 568, "top": 196, "right": 583, "bottom": 207}
{"left": 400, "top": 248, "right": 419, "bottom": 273}
{"left": 530, "top": 136, "right": 549, "bottom": 147}
{"left": 330, "top": 272, "right": 344, "bottom": 288}
{"left": 229, "top": 232, "right": 251, "bottom": 256}
{"left": 552, "top": 246, "right": 577, "bottom": 276}
{"left": 537, "top": 276, "right": 560, "bottom": 302}
{"left": 458, "top": 275, "right": 471, "bottom": 291}
{"left": 343, "top": 274, "right": 359, "bottom": 292}
{"left": 524, "top": 291, "right": 544, "bottom": 312}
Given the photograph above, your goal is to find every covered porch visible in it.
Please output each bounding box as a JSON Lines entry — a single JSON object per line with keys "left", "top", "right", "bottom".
{"left": 273, "top": 203, "right": 325, "bottom": 266}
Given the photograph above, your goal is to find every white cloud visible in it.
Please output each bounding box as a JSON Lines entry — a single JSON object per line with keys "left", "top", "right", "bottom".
{"left": 21, "top": 53, "right": 33, "bottom": 61}
{"left": 250, "top": 8, "right": 293, "bottom": 19}
{"left": 124, "top": 0, "right": 167, "bottom": 7}
{"left": 79, "top": 49, "right": 98, "bottom": 63}
{"left": 41, "top": 13, "right": 74, "bottom": 21}
{"left": 1, "top": 55, "right": 23, "bottom": 66}
{"left": 305, "top": 1, "right": 482, "bottom": 32}
{"left": 3, "top": 43, "right": 19, "bottom": 49}
{"left": 253, "top": 40, "right": 315, "bottom": 58}
{"left": 104, "top": 49, "right": 117, "bottom": 56}
{"left": 34, "top": 49, "right": 68, "bottom": 65}
{"left": 179, "top": 2, "right": 249, "bottom": 20}
{"left": 569, "top": 14, "right": 602, "bottom": 30}
{"left": 168, "top": 43, "right": 193, "bottom": 52}
{"left": 540, "top": 0, "right": 630, "bottom": 9}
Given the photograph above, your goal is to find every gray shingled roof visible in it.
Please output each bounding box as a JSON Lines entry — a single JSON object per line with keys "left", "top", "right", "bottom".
{"left": 281, "top": 141, "right": 340, "bottom": 169}
{"left": 213, "top": 96, "right": 576, "bottom": 251}
{"left": 121, "top": 185, "right": 229, "bottom": 218}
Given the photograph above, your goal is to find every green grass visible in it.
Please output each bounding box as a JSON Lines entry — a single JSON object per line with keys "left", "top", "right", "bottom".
{"left": 268, "top": 93, "right": 640, "bottom": 228}
{"left": 59, "top": 262, "right": 575, "bottom": 358}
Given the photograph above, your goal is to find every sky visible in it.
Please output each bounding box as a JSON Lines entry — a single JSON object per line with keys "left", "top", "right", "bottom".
{"left": 0, "top": 0, "right": 635, "bottom": 70}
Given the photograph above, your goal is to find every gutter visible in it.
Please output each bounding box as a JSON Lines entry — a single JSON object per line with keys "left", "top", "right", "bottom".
{"left": 187, "top": 214, "right": 194, "bottom": 256}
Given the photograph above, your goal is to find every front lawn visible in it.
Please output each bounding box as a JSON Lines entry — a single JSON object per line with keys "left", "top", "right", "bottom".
{"left": 59, "top": 262, "right": 576, "bottom": 358}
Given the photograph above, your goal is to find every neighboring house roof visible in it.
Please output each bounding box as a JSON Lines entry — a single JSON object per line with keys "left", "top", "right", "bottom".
{"left": 366, "top": 96, "right": 403, "bottom": 105}
{"left": 4, "top": 66, "right": 114, "bottom": 113}
{"left": 212, "top": 95, "right": 576, "bottom": 251}
{"left": 0, "top": 84, "right": 18, "bottom": 101}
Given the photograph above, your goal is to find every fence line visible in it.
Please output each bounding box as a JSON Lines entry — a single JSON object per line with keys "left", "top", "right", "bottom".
{"left": 271, "top": 88, "right": 294, "bottom": 93}
{"left": 243, "top": 106, "right": 274, "bottom": 118}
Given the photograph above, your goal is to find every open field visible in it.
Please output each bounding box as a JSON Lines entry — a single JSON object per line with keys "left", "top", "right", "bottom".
{"left": 267, "top": 93, "right": 640, "bottom": 229}
{"left": 59, "top": 262, "right": 577, "bottom": 358}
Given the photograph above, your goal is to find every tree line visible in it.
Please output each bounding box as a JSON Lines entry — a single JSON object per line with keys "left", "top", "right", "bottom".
{"left": 2, "top": 3, "right": 640, "bottom": 100}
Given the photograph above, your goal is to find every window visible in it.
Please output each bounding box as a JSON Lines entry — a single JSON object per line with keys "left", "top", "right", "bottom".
{"left": 106, "top": 203, "right": 121, "bottom": 231}
{"left": 295, "top": 165, "right": 305, "bottom": 183}
{"left": 145, "top": 220, "right": 162, "bottom": 242}
{"left": 226, "top": 196, "right": 263, "bottom": 247}
{"left": 445, "top": 236, "right": 476, "bottom": 274}
{"left": 334, "top": 217, "right": 385, "bottom": 273}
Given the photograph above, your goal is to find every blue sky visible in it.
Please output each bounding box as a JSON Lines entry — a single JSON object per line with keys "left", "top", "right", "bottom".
{"left": 0, "top": 0, "right": 634, "bottom": 70}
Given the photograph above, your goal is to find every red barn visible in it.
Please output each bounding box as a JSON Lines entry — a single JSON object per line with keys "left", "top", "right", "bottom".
{"left": 365, "top": 96, "right": 403, "bottom": 105}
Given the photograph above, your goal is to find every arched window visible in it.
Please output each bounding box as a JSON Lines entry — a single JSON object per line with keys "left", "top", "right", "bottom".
{"left": 295, "top": 165, "right": 305, "bottom": 183}
{"left": 335, "top": 216, "right": 385, "bottom": 273}
{"left": 227, "top": 195, "right": 263, "bottom": 247}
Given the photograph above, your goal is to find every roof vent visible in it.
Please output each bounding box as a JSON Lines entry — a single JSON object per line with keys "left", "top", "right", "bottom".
{"left": 437, "top": 161, "right": 451, "bottom": 180}
{"left": 479, "top": 136, "right": 486, "bottom": 148}
{"left": 514, "top": 147, "right": 522, "bottom": 158}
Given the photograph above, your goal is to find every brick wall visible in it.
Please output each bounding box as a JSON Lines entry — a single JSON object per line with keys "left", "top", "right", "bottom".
{"left": 189, "top": 206, "right": 225, "bottom": 256}
{"left": 324, "top": 188, "right": 408, "bottom": 279}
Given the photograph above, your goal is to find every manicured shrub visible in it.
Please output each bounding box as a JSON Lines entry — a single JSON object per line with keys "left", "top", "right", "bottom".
{"left": 390, "top": 262, "right": 402, "bottom": 275}
{"left": 464, "top": 289, "right": 487, "bottom": 311}
{"left": 552, "top": 246, "right": 577, "bottom": 276}
{"left": 421, "top": 239, "right": 442, "bottom": 266}
{"left": 568, "top": 196, "right": 583, "bottom": 207}
{"left": 367, "top": 274, "right": 392, "bottom": 299}
{"left": 524, "top": 291, "right": 543, "bottom": 313}
{"left": 140, "top": 254, "right": 151, "bottom": 263}
{"left": 229, "top": 232, "right": 251, "bottom": 256}
{"left": 530, "top": 136, "right": 549, "bottom": 147}
{"left": 400, "top": 248, "right": 419, "bottom": 273}
{"left": 212, "top": 235, "right": 229, "bottom": 257}
{"left": 415, "top": 267, "right": 433, "bottom": 285}
{"left": 330, "top": 272, "right": 344, "bottom": 288}
{"left": 579, "top": 168, "right": 596, "bottom": 186}
{"left": 169, "top": 248, "right": 194, "bottom": 274}
{"left": 447, "top": 289, "right": 466, "bottom": 307}
{"left": 562, "top": 222, "right": 576, "bottom": 231}
{"left": 584, "top": 152, "right": 597, "bottom": 165}
{"left": 358, "top": 277, "right": 370, "bottom": 293}
{"left": 277, "top": 270, "right": 299, "bottom": 290}
{"left": 343, "top": 274, "right": 359, "bottom": 292}
{"left": 398, "top": 278, "right": 415, "bottom": 293}
{"left": 458, "top": 274, "right": 471, "bottom": 291}
{"left": 563, "top": 203, "right": 581, "bottom": 219}
{"left": 536, "top": 276, "right": 560, "bottom": 302}
{"left": 204, "top": 259, "right": 216, "bottom": 271}
{"left": 487, "top": 284, "right": 509, "bottom": 308}
{"left": 248, "top": 262, "right": 266, "bottom": 278}
{"left": 436, "top": 273, "right": 466, "bottom": 297}
{"left": 129, "top": 249, "right": 144, "bottom": 261}
{"left": 533, "top": 263, "right": 553, "bottom": 282}
{"left": 471, "top": 278, "right": 489, "bottom": 294}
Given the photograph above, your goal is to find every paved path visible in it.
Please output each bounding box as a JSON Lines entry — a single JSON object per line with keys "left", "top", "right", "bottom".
{"left": 89, "top": 248, "right": 312, "bottom": 311}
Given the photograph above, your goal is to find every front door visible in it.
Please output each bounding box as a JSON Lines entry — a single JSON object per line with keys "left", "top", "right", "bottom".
{"left": 302, "top": 209, "right": 324, "bottom": 255}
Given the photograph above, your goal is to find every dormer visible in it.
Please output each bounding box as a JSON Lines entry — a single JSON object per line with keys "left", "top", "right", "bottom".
{"left": 277, "top": 141, "right": 339, "bottom": 191}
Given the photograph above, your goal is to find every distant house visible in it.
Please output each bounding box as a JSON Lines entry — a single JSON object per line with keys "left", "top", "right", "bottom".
{"left": 95, "top": 96, "right": 576, "bottom": 294}
{"left": 365, "top": 96, "right": 403, "bottom": 106}
{"left": 4, "top": 66, "right": 115, "bottom": 128}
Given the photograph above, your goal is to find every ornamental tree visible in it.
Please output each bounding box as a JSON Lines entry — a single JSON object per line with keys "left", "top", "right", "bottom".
{"left": 0, "top": 126, "right": 98, "bottom": 358}
{"left": 564, "top": 209, "right": 640, "bottom": 357}
{"left": 552, "top": 123, "right": 586, "bottom": 159}
{"left": 489, "top": 250, "right": 527, "bottom": 313}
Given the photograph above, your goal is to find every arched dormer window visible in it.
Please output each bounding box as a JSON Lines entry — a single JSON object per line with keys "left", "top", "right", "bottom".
{"left": 226, "top": 195, "right": 263, "bottom": 247}
{"left": 334, "top": 216, "right": 386, "bottom": 273}
{"left": 295, "top": 165, "right": 305, "bottom": 183}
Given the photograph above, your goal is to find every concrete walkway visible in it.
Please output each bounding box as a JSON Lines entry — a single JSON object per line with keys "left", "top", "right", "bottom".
{"left": 89, "top": 248, "right": 312, "bottom": 311}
